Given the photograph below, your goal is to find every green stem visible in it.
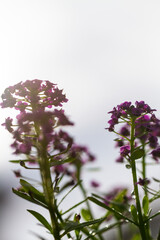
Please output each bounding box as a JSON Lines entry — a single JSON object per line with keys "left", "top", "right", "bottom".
{"left": 141, "top": 143, "right": 151, "bottom": 239}
{"left": 39, "top": 148, "right": 61, "bottom": 240}
{"left": 118, "top": 223, "right": 123, "bottom": 240}
{"left": 32, "top": 112, "right": 60, "bottom": 240}
{"left": 142, "top": 144, "right": 147, "bottom": 196}
{"left": 130, "top": 119, "right": 147, "bottom": 240}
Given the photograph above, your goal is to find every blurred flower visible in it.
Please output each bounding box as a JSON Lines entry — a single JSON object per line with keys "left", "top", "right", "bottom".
{"left": 90, "top": 180, "right": 100, "bottom": 188}
{"left": 136, "top": 177, "right": 150, "bottom": 186}
{"left": 120, "top": 145, "right": 130, "bottom": 157}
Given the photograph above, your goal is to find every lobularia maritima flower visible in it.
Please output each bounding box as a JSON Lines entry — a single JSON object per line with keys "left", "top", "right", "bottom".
{"left": 107, "top": 101, "right": 160, "bottom": 162}
{"left": 1, "top": 79, "right": 96, "bottom": 178}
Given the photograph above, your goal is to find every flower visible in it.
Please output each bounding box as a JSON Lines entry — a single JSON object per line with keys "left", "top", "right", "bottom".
{"left": 91, "top": 180, "right": 100, "bottom": 188}
{"left": 13, "top": 170, "right": 22, "bottom": 178}
{"left": 2, "top": 117, "right": 13, "bottom": 132}
{"left": 1, "top": 79, "right": 68, "bottom": 111}
{"left": 1, "top": 80, "right": 74, "bottom": 157}
{"left": 107, "top": 101, "right": 156, "bottom": 132}
{"left": 115, "top": 156, "right": 124, "bottom": 163}
{"left": 120, "top": 145, "right": 130, "bottom": 157}
{"left": 151, "top": 147, "right": 160, "bottom": 161}
{"left": 136, "top": 177, "right": 150, "bottom": 186}
{"left": 107, "top": 101, "right": 160, "bottom": 163}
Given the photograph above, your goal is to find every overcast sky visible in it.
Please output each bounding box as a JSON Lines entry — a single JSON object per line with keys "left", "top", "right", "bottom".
{"left": 1, "top": 1, "right": 160, "bottom": 239}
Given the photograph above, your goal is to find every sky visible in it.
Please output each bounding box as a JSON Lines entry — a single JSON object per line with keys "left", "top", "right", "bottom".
{"left": 1, "top": 0, "right": 160, "bottom": 239}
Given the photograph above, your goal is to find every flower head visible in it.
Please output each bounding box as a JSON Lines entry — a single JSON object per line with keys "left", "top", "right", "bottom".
{"left": 107, "top": 101, "right": 160, "bottom": 162}
{"left": 107, "top": 101, "right": 156, "bottom": 132}
{"left": 1, "top": 79, "right": 68, "bottom": 111}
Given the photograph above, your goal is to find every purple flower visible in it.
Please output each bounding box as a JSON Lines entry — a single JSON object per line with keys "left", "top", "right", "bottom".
{"left": 13, "top": 170, "right": 22, "bottom": 178}
{"left": 148, "top": 135, "right": 158, "bottom": 148}
{"left": 1, "top": 79, "right": 68, "bottom": 111}
{"left": 119, "top": 126, "right": 130, "bottom": 137}
{"left": 118, "top": 101, "right": 131, "bottom": 110}
{"left": 12, "top": 142, "right": 32, "bottom": 155}
{"left": 151, "top": 147, "right": 160, "bottom": 161}
{"left": 120, "top": 145, "right": 130, "bottom": 157}
{"left": 116, "top": 156, "right": 124, "bottom": 163}
{"left": 91, "top": 180, "right": 100, "bottom": 188}
{"left": 2, "top": 117, "right": 13, "bottom": 132}
{"left": 135, "top": 101, "right": 156, "bottom": 113}
{"left": 130, "top": 106, "right": 142, "bottom": 117}
{"left": 54, "top": 109, "right": 74, "bottom": 126}
{"left": 136, "top": 177, "right": 150, "bottom": 186}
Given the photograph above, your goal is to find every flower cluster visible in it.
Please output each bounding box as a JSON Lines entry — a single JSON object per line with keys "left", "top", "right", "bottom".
{"left": 1, "top": 79, "right": 68, "bottom": 110}
{"left": 107, "top": 101, "right": 155, "bottom": 132}
{"left": 107, "top": 101, "right": 160, "bottom": 162}
{"left": 1, "top": 80, "right": 96, "bottom": 179}
{"left": 1, "top": 80, "right": 74, "bottom": 157}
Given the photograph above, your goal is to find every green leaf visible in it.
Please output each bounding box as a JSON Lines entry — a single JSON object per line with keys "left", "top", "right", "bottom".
{"left": 131, "top": 233, "right": 141, "bottom": 240}
{"left": 10, "top": 159, "right": 35, "bottom": 164}
{"left": 81, "top": 209, "right": 92, "bottom": 221}
{"left": 61, "top": 217, "right": 106, "bottom": 237}
{"left": 142, "top": 195, "right": 149, "bottom": 216}
{"left": 130, "top": 205, "right": 138, "bottom": 223}
{"left": 152, "top": 177, "right": 160, "bottom": 183}
{"left": 84, "top": 221, "right": 122, "bottom": 239}
{"left": 88, "top": 197, "right": 137, "bottom": 225}
{"left": 29, "top": 231, "right": 48, "bottom": 240}
{"left": 132, "top": 148, "right": 144, "bottom": 160}
{"left": 12, "top": 188, "right": 47, "bottom": 209}
{"left": 20, "top": 179, "right": 46, "bottom": 205}
{"left": 27, "top": 210, "right": 53, "bottom": 233}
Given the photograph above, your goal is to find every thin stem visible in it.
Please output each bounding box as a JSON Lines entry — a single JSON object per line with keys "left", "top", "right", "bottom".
{"left": 117, "top": 222, "right": 123, "bottom": 240}
{"left": 142, "top": 144, "right": 147, "bottom": 196}
{"left": 130, "top": 119, "right": 147, "bottom": 240}
{"left": 141, "top": 143, "right": 151, "bottom": 239}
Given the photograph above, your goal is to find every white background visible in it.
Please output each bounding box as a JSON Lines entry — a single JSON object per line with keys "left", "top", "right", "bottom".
{"left": 1, "top": 1, "right": 160, "bottom": 239}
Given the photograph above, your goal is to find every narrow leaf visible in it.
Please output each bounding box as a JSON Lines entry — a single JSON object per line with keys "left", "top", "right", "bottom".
{"left": 61, "top": 217, "right": 106, "bottom": 237}
{"left": 84, "top": 221, "right": 123, "bottom": 239}
{"left": 12, "top": 188, "right": 47, "bottom": 209}
{"left": 142, "top": 195, "right": 149, "bottom": 216}
{"left": 27, "top": 210, "right": 52, "bottom": 233}
{"left": 88, "top": 197, "right": 137, "bottom": 225}
{"left": 20, "top": 179, "right": 46, "bottom": 204}
{"left": 10, "top": 159, "right": 35, "bottom": 163}
{"left": 152, "top": 177, "right": 160, "bottom": 183}
{"left": 29, "top": 231, "right": 48, "bottom": 240}
{"left": 130, "top": 205, "right": 138, "bottom": 223}
{"left": 81, "top": 209, "right": 92, "bottom": 221}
